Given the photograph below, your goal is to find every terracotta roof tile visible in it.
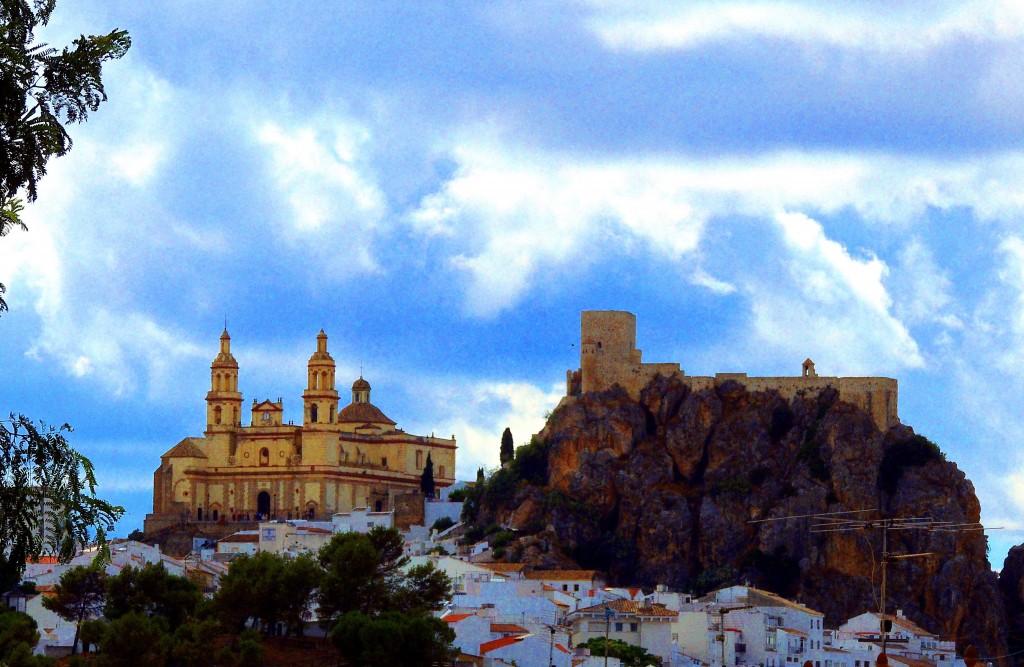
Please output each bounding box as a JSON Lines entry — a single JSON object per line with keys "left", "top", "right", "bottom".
{"left": 163, "top": 437, "right": 207, "bottom": 459}
{"left": 480, "top": 636, "right": 527, "bottom": 654}
{"left": 575, "top": 599, "right": 678, "bottom": 618}
{"left": 490, "top": 623, "right": 529, "bottom": 634}
{"left": 524, "top": 569, "right": 598, "bottom": 581}
{"left": 338, "top": 401, "right": 396, "bottom": 425}
{"left": 444, "top": 613, "right": 474, "bottom": 624}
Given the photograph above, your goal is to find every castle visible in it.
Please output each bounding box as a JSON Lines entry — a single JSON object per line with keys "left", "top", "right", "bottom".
{"left": 143, "top": 329, "right": 455, "bottom": 533}
{"left": 565, "top": 311, "right": 899, "bottom": 431}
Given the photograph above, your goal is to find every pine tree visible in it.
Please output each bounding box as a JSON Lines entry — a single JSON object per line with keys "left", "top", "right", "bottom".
{"left": 499, "top": 427, "right": 514, "bottom": 465}
{"left": 420, "top": 453, "right": 435, "bottom": 498}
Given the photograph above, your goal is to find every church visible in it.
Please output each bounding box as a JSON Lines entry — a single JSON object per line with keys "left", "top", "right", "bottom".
{"left": 143, "top": 329, "right": 456, "bottom": 532}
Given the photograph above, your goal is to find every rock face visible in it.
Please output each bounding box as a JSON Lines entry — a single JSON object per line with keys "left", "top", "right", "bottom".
{"left": 472, "top": 375, "right": 1006, "bottom": 662}
{"left": 1000, "top": 546, "right": 1024, "bottom": 662}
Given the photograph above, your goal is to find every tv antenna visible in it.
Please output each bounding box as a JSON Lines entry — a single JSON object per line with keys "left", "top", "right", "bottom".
{"left": 750, "top": 508, "right": 999, "bottom": 658}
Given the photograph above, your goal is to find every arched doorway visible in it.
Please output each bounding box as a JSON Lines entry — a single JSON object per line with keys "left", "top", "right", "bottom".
{"left": 257, "top": 491, "right": 271, "bottom": 517}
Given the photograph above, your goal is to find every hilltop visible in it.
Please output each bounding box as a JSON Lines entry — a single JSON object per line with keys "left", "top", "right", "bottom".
{"left": 465, "top": 374, "right": 1006, "bottom": 661}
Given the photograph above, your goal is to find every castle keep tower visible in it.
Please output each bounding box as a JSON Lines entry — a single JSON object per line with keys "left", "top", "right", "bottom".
{"left": 206, "top": 329, "right": 242, "bottom": 429}
{"left": 303, "top": 330, "right": 338, "bottom": 425}
{"left": 568, "top": 310, "right": 899, "bottom": 432}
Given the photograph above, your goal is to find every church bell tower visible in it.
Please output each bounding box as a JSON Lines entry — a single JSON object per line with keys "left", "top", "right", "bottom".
{"left": 206, "top": 328, "right": 243, "bottom": 429}
{"left": 303, "top": 330, "right": 339, "bottom": 425}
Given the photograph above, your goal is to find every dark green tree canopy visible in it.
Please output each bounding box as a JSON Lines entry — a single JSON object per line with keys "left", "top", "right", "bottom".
{"left": 0, "top": 415, "right": 124, "bottom": 590}
{"left": 500, "top": 426, "right": 514, "bottom": 465}
{"left": 104, "top": 562, "right": 201, "bottom": 632}
{"left": 41, "top": 564, "right": 108, "bottom": 655}
{"left": 420, "top": 452, "right": 435, "bottom": 498}
{"left": 0, "top": 0, "right": 130, "bottom": 312}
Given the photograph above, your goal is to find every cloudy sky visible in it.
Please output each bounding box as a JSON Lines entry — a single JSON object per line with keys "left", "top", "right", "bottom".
{"left": 2, "top": 0, "right": 1024, "bottom": 565}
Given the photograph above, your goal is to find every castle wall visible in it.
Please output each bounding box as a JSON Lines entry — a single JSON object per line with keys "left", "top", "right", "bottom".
{"left": 571, "top": 310, "right": 900, "bottom": 432}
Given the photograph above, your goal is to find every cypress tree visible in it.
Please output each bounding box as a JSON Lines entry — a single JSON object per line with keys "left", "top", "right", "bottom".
{"left": 420, "top": 453, "right": 435, "bottom": 498}
{"left": 499, "top": 427, "right": 514, "bottom": 465}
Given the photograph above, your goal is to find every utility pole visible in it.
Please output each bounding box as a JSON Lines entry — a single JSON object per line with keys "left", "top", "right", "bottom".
{"left": 604, "top": 606, "right": 614, "bottom": 667}
{"left": 549, "top": 625, "right": 555, "bottom": 667}
{"left": 750, "top": 509, "right": 996, "bottom": 664}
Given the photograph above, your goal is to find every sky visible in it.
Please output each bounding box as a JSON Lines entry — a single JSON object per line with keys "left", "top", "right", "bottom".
{"left": 2, "top": 0, "right": 1024, "bottom": 566}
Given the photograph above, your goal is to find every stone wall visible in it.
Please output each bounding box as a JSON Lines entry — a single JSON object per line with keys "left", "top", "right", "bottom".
{"left": 570, "top": 310, "right": 899, "bottom": 432}
{"left": 393, "top": 491, "right": 425, "bottom": 531}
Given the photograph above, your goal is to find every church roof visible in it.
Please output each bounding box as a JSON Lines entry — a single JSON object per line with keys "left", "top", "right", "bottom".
{"left": 352, "top": 377, "right": 371, "bottom": 391}
{"left": 337, "top": 401, "right": 395, "bottom": 425}
{"left": 163, "top": 438, "right": 208, "bottom": 459}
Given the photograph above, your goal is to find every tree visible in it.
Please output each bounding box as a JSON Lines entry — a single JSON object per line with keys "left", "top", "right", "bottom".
{"left": 576, "top": 637, "right": 658, "bottom": 667}
{"left": 41, "top": 565, "right": 108, "bottom": 655}
{"left": 210, "top": 551, "right": 319, "bottom": 636}
{"left": 0, "top": 606, "right": 40, "bottom": 660}
{"left": 330, "top": 610, "right": 455, "bottom": 667}
{"left": 0, "top": 0, "right": 130, "bottom": 312}
{"left": 0, "top": 415, "right": 124, "bottom": 591}
{"left": 500, "top": 426, "right": 514, "bottom": 465}
{"left": 104, "top": 562, "right": 201, "bottom": 632}
{"left": 96, "top": 611, "right": 169, "bottom": 667}
{"left": 420, "top": 452, "right": 435, "bottom": 498}
{"left": 317, "top": 527, "right": 451, "bottom": 630}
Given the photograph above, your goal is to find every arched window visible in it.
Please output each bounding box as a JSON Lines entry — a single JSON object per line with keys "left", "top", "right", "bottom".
{"left": 329, "top": 404, "right": 335, "bottom": 423}
{"left": 439, "top": 466, "right": 445, "bottom": 479}
{"left": 232, "top": 406, "right": 238, "bottom": 425}
{"left": 310, "top": 404, "right": 318, "bottom": 423}
{"left": 260, "top": 448, "right": 270, "bottom": 467}
{"left": 416, "top": 450, "right": 423, "bottom": 468}
{"left": 214, "top": 406, "right": 222, "bottom": 425}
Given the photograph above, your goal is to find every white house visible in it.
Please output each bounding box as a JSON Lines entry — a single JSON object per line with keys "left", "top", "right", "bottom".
{"left": 570, "top": 598, "right": 678, "bottom": 665}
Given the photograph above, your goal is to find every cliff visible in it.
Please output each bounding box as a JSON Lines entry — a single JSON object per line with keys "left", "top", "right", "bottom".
{"left": 468, "top": 375, "right": 1006, "bottom": 661}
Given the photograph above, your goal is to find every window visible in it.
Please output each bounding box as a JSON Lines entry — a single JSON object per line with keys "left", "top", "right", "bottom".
{"left": 381, "top": 457, "right": 388, "bottom": 467}
{"left": 416, "top": 450, "right": 423, "bottom": 468}
{"left": 310, "top": 404, "right": 318, "bottom": 423}
{"left": 615, "top": 622, "right": 623, "bottom": 632}
{"left": 260, "top": 447, "right": 270, "bottom": 466}
{"left": 562, "top": 584, "right": 568, "bottom": 591}
{"left": 574, "top": 584, "right": 580, "bottom": 592}
{"left": 439, "top": 465, "right": 445, "bottom": 478}
{"left": 630, "top": 623, "right": 638, "bottom": 632}
{"left": 214, "top": 406, "right": 222, "bottom": 424}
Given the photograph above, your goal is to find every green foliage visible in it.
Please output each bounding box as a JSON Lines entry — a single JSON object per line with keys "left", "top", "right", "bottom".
{"left": 692, "top": 565, "right": 734, "bottom": 596}
{"left": 1, "top": 641, "right": 55, "bottom": 667}
{"left": 420, "top": 453, "right": 435, "bottom": 498}
{"left": 576, "top": 637, "right": 658, "bottom": 667}
{"left": 430, "top": 516, "right": 455, "bottom": 533}
{"left": 878, "top": 434, "right": 945, "bottom": 495}
{"left": 544, "top": 489, "right": 599, "bottom": 527}
{"left": 0, "top": 0, "right": 130, "bottom": 311}
{"left": 168, "top": 618, "right": 221, "bottom": 663}
{"left": 330, "top": 611, "right": 456, "bottom": 667}
{"left": 42, "top": 565, "right": 108, "bottom": 655}
{"left": 78, "top": 618, "right": 106, "bottom": 653}
{"left": 0, "top": 606, "right": 42, "bottom": 663}
{"left": 500, "top": 427, "right": 514, "bottom": 465}
{"left": 317, "top": 527, "right": 451, "bottom": 629}
{"left": 489, "top": 529, "right": 515, "bottom": 549}
{"left": 0, "top": 416, "right": 124, "bottom": 590}
{"left": 492, "top": 546, "right": 506, "bottom": 559}
{"left": 104, "top": 562, "right": 201, "bottom": 632}
{"left": 511, "top": 437, "right": 549, "bottom": 486}
{"left": 212, "top": 551, "right": 320, "bottom": 636}
{"left": 96, "top": 611, "right": 169, "bottom": 667}
{"left": 446, "top": 488, "right": 466, "bottom": 502}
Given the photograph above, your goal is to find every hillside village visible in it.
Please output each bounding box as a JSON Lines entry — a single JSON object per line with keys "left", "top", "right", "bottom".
{"left": 6, "top": 490, "right": 966, "bottom": 667}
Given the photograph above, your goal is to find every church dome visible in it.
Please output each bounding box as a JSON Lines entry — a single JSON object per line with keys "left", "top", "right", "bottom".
{"left": 337, "top": 401, "right": 395, "bottom": 426}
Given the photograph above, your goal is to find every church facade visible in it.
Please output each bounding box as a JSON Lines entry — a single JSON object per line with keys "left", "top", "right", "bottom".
{"left": 144, "top": 330, "right": 456, "bottom": 532}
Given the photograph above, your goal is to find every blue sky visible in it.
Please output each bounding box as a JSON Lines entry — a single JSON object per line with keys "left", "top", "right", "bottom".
{"left": 2, "top": 0, "right": 1024, "bottom": 566}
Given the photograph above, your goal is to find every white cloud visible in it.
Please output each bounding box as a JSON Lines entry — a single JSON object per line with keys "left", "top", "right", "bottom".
{"left": 889, "top": 238, "right": 962, "bottom": 329}
{"left": 412, "top": 138, "right": 1024, "bottom": 321}
{"left": 254, "top": 118, "right": 387, "bottom": 275}
{"left": 584, "top": 1, "right": 1024, "bottom": 54}
{"left": 404, "top": 377, "right": 565, "bottom": 480}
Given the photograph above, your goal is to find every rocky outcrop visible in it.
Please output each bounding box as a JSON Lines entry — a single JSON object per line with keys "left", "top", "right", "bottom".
{"left": 471, "top": 374, "right": 1006, "bottom": 662}
{"left": 1000, "top": 546, "right": 1024, "bottom": 662}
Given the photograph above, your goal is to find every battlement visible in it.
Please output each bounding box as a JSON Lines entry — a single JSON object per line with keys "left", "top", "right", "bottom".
{"left": 568, "top": 310, "right": 899, "bottom": 432}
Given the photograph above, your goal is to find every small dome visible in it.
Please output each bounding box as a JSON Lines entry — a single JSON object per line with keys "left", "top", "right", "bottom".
{"left": 352, "top": 377, "right": 371, "bottom": 392}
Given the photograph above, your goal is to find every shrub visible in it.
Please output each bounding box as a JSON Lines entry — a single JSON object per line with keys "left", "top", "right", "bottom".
{"left": 878, "top": 434, "right": 944, "bottom": 494}
{"left": 446, "top": 488, "right": 466, "bottom": 502}
{"left": 430, "top": 517, "right": 456, "bottom": 533}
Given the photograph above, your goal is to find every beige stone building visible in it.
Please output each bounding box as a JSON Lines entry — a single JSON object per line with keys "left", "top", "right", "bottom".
{"left": 566, "top": 310, "right": 899, "bottom": 431}
{"left": 144, "top": 329, "right": 455, "bottom": 532}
